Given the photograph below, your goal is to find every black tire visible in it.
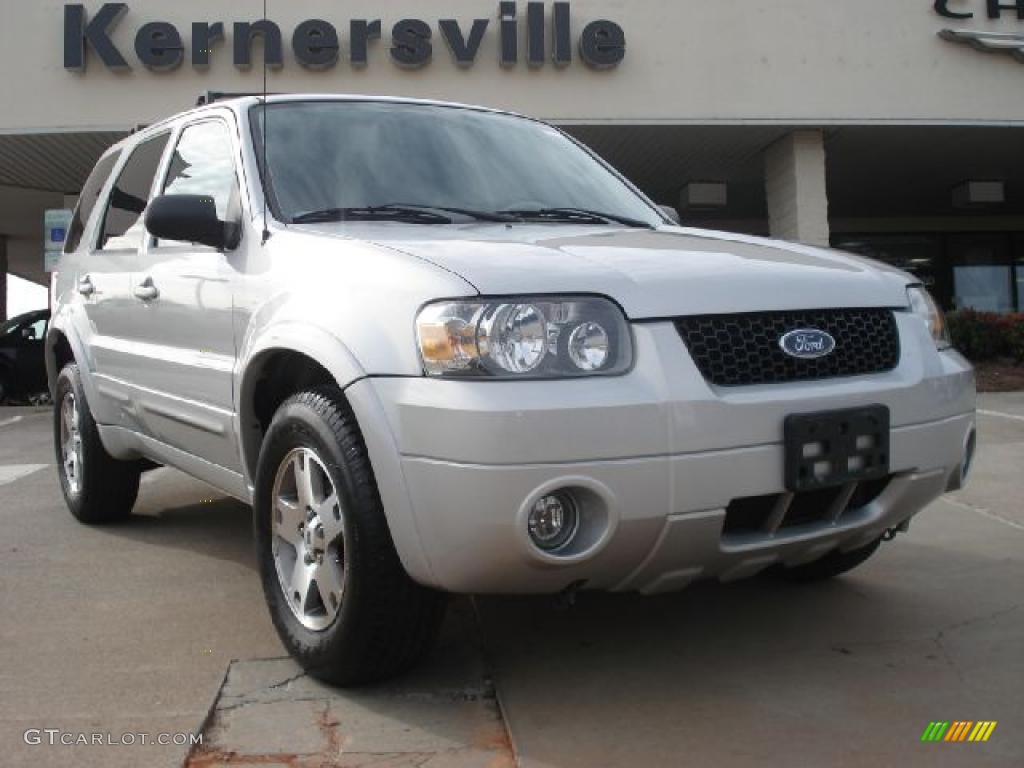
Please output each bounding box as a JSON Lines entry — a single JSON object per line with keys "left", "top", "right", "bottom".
{"left": 54, "top": 363, "right": 141, "bottom": 524}
{"left": 781, "top": 538, "right": 882, "bottom": 583}
{"left": 254, "top": 387, "right": 446, "bottom": 686}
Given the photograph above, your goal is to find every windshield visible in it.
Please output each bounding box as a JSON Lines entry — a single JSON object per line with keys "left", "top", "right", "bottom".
{"left": 251, "top": 101, "right": 663, "bottom": 227}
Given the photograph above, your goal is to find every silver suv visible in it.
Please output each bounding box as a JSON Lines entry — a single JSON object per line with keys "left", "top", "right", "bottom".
{"left": 49, "top": 95, "right": 976, "bottom": 684}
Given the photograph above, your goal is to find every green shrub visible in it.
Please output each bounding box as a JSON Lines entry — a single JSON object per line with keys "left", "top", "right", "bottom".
{"left": 1008, "top": 316, "right": 1024, "bottom": 364}
{"left": 947, "top": 310, "right": 1011, "bottom": 362}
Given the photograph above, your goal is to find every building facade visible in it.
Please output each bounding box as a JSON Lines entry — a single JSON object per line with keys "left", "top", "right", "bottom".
{"left": 2, "top": 0, "right": 1023, "bottom": 317}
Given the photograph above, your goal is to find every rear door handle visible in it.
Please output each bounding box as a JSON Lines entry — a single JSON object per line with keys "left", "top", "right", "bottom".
{"left": 134, "top": 278, "right": 159, "bottom": 302}
{"left": 77, "top": 276, "right": 95, "bottom": 296}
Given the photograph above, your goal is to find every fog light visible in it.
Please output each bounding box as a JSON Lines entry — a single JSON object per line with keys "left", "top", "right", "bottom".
{"left": 527, "top": 493, "right": 579, "bottom": 552}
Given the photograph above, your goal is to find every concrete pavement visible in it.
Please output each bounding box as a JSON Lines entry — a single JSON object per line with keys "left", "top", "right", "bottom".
{"left": 1, "top": 397, "right": 1021, "bottom": 767}
{"left": 0, "top": 407, "right": 281, "bottom": 768}
{"left": 0, "top": 406, "right": 510, "bottom": 768}
{"left": 188, "top": 603, "right": 512, "bottom": 768}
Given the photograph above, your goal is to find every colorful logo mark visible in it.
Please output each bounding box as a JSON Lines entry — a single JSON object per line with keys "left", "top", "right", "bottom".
{"left": 921, "top": 721, "right": 997, "bottom": 742}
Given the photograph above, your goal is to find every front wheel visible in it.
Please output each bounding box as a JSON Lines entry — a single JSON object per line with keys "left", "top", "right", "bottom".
{"left": 254, "top": 387, "right": 446, "bottom": 686}
{"left": 781, "top": 538, "right": 882, "bottom": 583}
{"left": 54, "top": 363, "right": 141, "bottom": 524}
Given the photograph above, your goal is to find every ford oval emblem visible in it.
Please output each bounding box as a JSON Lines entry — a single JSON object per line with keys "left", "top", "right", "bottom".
{"left": 779, "top": 328, "right": 836, "bottom": 360}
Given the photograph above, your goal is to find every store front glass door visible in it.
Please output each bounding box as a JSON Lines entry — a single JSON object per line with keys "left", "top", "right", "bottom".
{"left": 950, "top": 234, "right": 1014, "bottom": 313}
{"left": 1016, "top": 235, "right": 1024, "bottom": 312}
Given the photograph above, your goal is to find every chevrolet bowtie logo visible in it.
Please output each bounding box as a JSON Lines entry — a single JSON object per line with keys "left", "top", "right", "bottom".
{"left": 940, "top": 28, "right": 1024, "bottom": 63}
{"left": 921, "top": 721, "right": 997, "bottom": 743}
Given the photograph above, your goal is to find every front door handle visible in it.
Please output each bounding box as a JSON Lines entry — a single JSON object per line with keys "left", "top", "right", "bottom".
{"left": 77, "top": 275, "right": 95, "bottom": 296}
{"left": 134, "top": 278, "right": 159, "bottom": 302}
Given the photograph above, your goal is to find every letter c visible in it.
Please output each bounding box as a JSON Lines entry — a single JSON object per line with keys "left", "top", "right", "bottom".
{"left": 935, "top": 0, "right": 974, "bottom": 19}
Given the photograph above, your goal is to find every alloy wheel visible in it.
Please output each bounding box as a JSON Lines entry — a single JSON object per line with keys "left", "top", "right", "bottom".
{"left": 60, "top": 392, "right": 83, "bottom": 495}
{"left": 270, "top": 447, "right": 347, "bottom": 631}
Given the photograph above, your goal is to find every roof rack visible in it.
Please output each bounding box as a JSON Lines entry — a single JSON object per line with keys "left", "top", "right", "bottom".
{"left": 196, "top": 91, "right": 278, "bottom": 106}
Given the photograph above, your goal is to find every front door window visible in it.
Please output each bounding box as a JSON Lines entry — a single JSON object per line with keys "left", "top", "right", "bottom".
{"left": 157, "top": 120, "right": 238, "bottom": 247}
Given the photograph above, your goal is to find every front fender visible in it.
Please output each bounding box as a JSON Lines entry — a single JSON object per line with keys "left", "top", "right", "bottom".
{"left": 45, "top": 305, "right": 111, "bottom": 420}
{"left": 235, "top": 323, "right": 439, "bottom": 587}
{"left": 235, "top": 321, "right": 367, "bottom": 481}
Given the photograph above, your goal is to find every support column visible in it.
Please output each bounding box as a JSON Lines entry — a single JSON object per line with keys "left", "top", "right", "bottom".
{"left": 764, "top": 130, "right": 830, "bottom": 247}
{"left": 0, "top": 237, "right": 7, "bottom": 323}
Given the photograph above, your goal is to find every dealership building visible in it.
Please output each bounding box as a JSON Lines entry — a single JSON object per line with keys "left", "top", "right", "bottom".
{"left": 2, "top": 0, "right": 1024, "bottom": 320}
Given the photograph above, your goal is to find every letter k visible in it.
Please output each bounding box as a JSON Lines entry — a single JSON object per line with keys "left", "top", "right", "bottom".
{"left": 65, "top": 3, "right": 131, "bottom": 71}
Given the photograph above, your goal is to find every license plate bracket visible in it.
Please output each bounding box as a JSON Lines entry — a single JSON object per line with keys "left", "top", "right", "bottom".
{"left": 784, "top": 405, "right": 890, "bottom": 492}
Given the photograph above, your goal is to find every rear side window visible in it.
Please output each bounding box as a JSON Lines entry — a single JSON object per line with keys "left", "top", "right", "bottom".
{"left": 98, "top": 133, "right": 170, "bottom": 250}
{"left": 65, "top": 151, "right": 120, "bottom": 253}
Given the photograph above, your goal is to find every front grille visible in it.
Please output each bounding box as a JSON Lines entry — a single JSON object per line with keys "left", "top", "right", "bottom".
{"left": 722, "top": 476, "right": 892, "bottom": 536}
{"left": 675, "top": 308, "right": 900, "bottom": 387}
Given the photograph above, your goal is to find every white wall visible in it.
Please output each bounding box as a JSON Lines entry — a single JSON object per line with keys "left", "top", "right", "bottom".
{"left": 6, "top": 274, "right": 49, "bottom": 316}
{"left": 3, "top": 0, "right": 1024, "bottom": 132}
{"left": 765, "top": 131, "right": 830, "bottom": 247}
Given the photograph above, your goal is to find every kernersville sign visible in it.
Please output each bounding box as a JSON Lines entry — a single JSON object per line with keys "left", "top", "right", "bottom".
{"left": 934, "top": 0, "right": 1024, "bottom": 19}
{"left": 63, "top": 2, "right": 626, "bottom": 73}
{"left": 935, "top": 0, "right": 1024, "bottom": 63}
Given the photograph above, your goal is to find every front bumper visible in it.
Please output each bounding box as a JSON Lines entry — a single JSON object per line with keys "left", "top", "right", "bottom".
{"left": 348, "top": 316, "right": 976, "bottom": 594}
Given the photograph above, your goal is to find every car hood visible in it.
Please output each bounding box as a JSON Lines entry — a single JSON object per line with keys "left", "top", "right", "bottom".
{"left": 298, "top": 223, "right": 913, "bottom": 319}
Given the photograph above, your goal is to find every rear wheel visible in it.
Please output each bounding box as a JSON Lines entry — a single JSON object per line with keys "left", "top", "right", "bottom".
{"left": 781, "top": 538, "right": 882, "bottom": 583}
{"left": 254, "top": 387, "right": 446, "bottom": 685}
{"left": 54, "top": 364, "right": 141, "bottom": 524}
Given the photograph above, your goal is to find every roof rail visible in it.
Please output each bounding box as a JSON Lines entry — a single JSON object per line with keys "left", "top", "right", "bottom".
{"left": 196, "top": 91, "right": 277, "bottom": 106}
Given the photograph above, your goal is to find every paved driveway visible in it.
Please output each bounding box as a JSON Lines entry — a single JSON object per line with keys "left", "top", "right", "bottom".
{"left": 0, "top": 408, "right": 281, "bottom": 768}
{"left": 1, "top": 396, "right": 1021, "bottom": 767}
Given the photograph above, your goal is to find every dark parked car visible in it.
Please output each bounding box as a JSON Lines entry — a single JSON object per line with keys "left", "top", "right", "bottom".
{"left": 0, "top": 309, "right": 50, "bottom": 403}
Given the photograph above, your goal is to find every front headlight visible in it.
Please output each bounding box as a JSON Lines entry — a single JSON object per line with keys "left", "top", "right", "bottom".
{"left": 907, "top": 285, "right": 952, "bottom": 350}
{"left": 416, "top": 296, "right": 633, "bottom": 378}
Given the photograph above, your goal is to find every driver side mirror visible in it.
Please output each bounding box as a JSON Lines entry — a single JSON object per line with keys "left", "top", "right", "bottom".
{"left": 145, "top": 194, "right": 241, "bottom": 251}
{"left": 21, "top": 327, "right": 36, "bottom": 340}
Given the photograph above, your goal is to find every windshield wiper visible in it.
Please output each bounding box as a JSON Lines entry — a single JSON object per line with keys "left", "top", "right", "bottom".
{"left": 384, "top": 203, "right": 518, "bottom": 223}
{"left": 291, "top": 205, "right": 453, "bottom": 225}
{"left": 498, "top": 207, "right": 654, "bottom": 229}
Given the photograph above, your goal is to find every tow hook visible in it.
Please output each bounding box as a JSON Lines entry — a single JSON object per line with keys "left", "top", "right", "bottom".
{"left": 882, "top": 519, "right": 911, "bottom": 542}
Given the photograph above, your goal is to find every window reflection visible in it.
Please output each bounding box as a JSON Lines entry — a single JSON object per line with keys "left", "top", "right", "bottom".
{"left": 833, "top": 232, "right": 1024, "bottom": 314}
{"left": 251, "top": 102, "right": 662, "bottom": 226}
{"left": 833, "top": 234, "right": 940, "bottom": 289}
